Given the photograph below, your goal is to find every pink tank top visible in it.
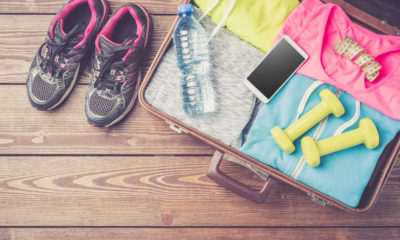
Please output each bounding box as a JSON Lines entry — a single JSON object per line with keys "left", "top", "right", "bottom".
{"left": 276, "top": 0, "right": 400, "bottom": 120}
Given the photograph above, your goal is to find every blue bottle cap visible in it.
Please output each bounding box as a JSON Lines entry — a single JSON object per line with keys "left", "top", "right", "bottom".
{"left": 178, "top": 3, "right": 193, "bottom": 16}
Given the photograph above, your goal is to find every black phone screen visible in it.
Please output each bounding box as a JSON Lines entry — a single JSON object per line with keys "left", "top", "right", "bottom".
{"left": 247, "top": 38, "right": 306, "bottom": 99}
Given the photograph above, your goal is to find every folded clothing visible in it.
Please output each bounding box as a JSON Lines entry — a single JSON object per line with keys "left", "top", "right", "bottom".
{"left": 240, "top": 73, "right": 400, "bottom": 207}
{"left": 194, "top": 0, "right": 298, "bottom": 52}
{"left": 276, "top": 0, "right": 400, "bottom": 120}
{"left": 144, "top": 7, "right": 263, "bottom": 146}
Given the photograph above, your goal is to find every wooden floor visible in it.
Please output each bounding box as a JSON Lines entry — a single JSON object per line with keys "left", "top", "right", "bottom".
{"left": 0, "top": 0, "right": 399, "bottom": 239}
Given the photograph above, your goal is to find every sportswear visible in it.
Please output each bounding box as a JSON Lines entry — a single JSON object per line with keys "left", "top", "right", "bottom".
{"left": 85, "top": 3, "right": 152, "bottom": 127}
{"left": 26, "top": 0, "right": 109, "bottom": 110}
{"left": 276, "top": 0, "right": 400, "bottom": 120}
{"left": 194, "top": 0, "right": 298, "bottom": 52}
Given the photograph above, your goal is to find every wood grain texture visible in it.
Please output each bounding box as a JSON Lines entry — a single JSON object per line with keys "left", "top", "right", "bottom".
{"left": 1, "top": 0, "right": 400, "bottom": 237}
{"left": 0, "top": 0, "right": 184, "bottom": 14}
{"left": 0, "top": 156, "right": 399, "bottom": 226}
{"left": 0, "top": 85, "right": 213, "bottom": 155}
{"left": 0, "top": 15, "right": 176, "bottom": 84}
{"left": 0, "top": 228, "right": 399, "bottom": 240}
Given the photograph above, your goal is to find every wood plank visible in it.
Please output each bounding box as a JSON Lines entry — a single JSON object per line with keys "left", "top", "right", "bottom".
{"left": 0, "top": 85, "right": 213, "bottom": 155}
{"left": 0, "top": 0, "right": 184, "bottom": 14}
{"left": 0, "top": 15, "right": 175, "bottom": 84}
{"left": 0, "top": 156, "right": 399, "bottom": 226}
{"left": 0, "top": 228, "right": 400, "bottom": 240}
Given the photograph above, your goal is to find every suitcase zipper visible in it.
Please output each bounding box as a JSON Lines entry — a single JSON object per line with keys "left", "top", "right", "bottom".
{"left": 290, "top": 90, "right": 341, "bottom": 179}
{"left": 290, "top": 117, "right": 328, "bottom": 178}
{"left": 290, "top": 90, "right": 341, "bottom": 206}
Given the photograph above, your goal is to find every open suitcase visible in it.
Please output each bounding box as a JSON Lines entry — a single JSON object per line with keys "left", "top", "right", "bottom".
{"left": 139, "top": 0, "right": 400, "bottom": 213}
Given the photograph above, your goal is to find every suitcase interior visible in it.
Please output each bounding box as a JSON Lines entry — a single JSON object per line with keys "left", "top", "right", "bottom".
{"left": 139, "top": 0, "right": 400, "bottom": 213}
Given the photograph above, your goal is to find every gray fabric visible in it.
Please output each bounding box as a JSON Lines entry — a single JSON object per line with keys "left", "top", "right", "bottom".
{"left": 145, "top": 7, "right": 264, "bottom": 146}
{"left": 223, "top": 99, "right": 269, "bottom": 181}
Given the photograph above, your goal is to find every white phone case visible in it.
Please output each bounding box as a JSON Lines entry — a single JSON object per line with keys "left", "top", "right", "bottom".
{"left": 243, "top": 35, "right": 309, "bottom": 104}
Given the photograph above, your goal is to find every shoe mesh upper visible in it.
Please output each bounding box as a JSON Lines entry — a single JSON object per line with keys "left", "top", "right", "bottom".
{"left": 31, "top": 75, "right": 57, "bottom": 101}
{"left": 123, "top": 87, "right": 134, "bottom": 108}
{"left": 85, "top": 3, "right": 151, "bottom": 126}
{"left": 88, "top": 91, "right": 118, "bottom": 116}
{"left": 26, "top": 0, "right": 107, "bottom": 110}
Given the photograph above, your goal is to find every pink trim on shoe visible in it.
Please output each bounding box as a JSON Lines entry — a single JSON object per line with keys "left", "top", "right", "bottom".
{"left": 60, "top": 19, "right": 67, "bottom": 36}
{"left": 125, "top": 39, "right": 133, "bottom": 45}
{"left": 123, "top": 4, "right": 152, "bottom": 61}
{"left": 95, "top": 5, "right": 144, "bottom": 54}
{"left": 49, "top": 0, "right": 89, "bottom": 39}
{"left": 137, "top": 3, "right": 153, "bottom": 41}
{"left": 49, "top": 0, "right": 103, "bottom": 49}
{"left": 74, "top": 0, "right": 97, "bottom": 49}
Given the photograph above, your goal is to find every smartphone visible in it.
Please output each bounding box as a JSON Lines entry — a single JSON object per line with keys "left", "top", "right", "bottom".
{"left": 243, "top": 35, "right": 308, "bottom": 103}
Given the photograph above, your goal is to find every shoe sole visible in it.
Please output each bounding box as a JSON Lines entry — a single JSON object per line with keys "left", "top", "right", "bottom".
{"left": 104, "top": 4, "right": 152, "bottom": 127}
{"left": 47, "top": 63, "right": 81, "bottom": 110}
{"left": 48, "top": 0, "right": 109, "bottom": 110}
{"left": 104, "top": 69, "right": 142, "bottom": 127}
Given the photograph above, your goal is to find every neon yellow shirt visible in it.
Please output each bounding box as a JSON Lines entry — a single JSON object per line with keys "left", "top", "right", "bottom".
{"left": 194, "top": 0, "right": 298, "bottom": 53}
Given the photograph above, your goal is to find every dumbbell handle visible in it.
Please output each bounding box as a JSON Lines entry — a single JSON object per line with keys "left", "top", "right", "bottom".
{"left": 316, "top": 128, "right": 364, "bottom": 156}
{"left": 286, "top": 101, "right": 332, "bottom": 141}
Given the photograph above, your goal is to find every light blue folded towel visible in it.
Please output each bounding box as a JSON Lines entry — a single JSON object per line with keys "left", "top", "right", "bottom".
{"left": 240, "top": 73, "right": 400, "bottom": 207}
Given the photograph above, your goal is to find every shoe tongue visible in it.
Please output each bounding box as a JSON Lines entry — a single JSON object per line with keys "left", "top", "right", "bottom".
{"left": 53, "top": 20, "right": 85, "bottom": 45}
{"left": 98, "top": 35, "right": 137, "bottom": 56}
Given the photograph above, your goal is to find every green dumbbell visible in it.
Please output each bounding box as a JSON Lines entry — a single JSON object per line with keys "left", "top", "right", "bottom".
{"left": 301, "top": 118, "right": 379, "bottom": 167}
{"left": 271, "top": 89, "right": 345, "bottom": 153}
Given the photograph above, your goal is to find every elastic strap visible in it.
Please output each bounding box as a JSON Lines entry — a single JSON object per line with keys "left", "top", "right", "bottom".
{"left": 295, "top": 81, "right": 324, "bottom": 120}
{"left": 199, "top": 0, "right": 221, "bottom": 22}
{"left": 334, "top": 99, "right": 360, "bottom": 135}
{"left": 208, "top": 0, "right": 236, "bottom": 41}
{"left": 197, "top": 0, "right": 236, "bottom": 42}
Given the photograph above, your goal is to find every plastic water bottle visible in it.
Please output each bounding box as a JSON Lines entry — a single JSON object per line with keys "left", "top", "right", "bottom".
{"left": 173, "top": 4, "right": 216, "bottom": 116}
